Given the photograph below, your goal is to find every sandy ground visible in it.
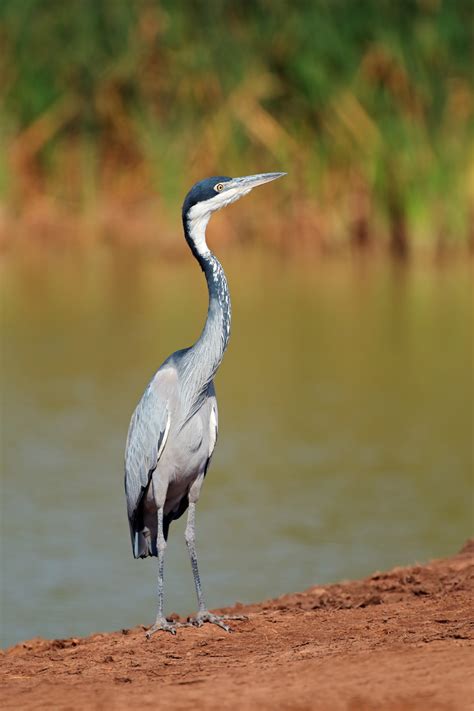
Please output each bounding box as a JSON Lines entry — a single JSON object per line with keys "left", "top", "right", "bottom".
{"left": 2, "top": 541, "right": 473, "bottom": 711}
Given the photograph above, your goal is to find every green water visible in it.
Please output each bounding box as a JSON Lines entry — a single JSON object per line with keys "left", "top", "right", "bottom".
{"left": 1, "top": 250, "right": 472, "bottom": 647}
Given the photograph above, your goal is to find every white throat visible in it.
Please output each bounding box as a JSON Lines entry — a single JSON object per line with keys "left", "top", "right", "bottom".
{"left": 187, "top": 203, "right": 211, "bottom": 257}
{"left": 186, "top": 187, "right": 252, "bottom": 257}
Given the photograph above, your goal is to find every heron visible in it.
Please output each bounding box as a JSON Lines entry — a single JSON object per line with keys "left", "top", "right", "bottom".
{"left": 124, "top": 171, "right": 285, "bottom": 637}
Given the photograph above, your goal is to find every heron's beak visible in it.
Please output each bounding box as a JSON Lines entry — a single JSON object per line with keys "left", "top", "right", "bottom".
{"left": 224, "top": 172, "right": 286, "bottom": 192}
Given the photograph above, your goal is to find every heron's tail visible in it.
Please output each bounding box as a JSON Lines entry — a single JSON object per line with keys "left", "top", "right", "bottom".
{"left": 130, "top": 525, "right": 157, "bottom": 558}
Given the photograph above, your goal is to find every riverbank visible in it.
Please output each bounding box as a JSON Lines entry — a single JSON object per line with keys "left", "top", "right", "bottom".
{"left": 2, "top": 541, "right": 473, "bottom": 710}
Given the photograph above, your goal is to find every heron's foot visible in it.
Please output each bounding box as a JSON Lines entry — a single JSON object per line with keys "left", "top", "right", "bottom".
{"left": 188, "top": 610, "right": 247, "bottom": 632}
{"left": 146, "top": 617, "right": 179, "bottom": 638}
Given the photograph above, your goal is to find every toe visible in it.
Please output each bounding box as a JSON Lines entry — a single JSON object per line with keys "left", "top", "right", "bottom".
{"left": 215, "top": 620, "right": 231, "bottom": 632}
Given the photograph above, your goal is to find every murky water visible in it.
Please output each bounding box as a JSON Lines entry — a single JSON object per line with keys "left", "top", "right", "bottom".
{"left": 1, "top": 249, "right": 472, "bottom": 647}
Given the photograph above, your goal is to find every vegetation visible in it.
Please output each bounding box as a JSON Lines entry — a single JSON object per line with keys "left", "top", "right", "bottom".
{"left": 1, "top": 0, "right": 473, "bottom": 255}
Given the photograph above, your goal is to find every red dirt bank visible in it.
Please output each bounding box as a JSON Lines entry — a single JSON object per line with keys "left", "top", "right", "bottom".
{"left": 2, "top": 542, "right": 473, "bottom": 711}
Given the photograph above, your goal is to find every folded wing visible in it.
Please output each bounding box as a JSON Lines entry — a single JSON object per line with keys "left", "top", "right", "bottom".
{"left": 124, "top": 367, "right": 177, "bottom": 535}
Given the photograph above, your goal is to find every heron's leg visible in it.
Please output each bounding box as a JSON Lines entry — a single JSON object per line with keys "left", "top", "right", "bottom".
{"left": 185, "top": 501, "right": 206, "bottom": 613}
{"left": 184, "top": 477, "right": 247, "bottom": 632}
{"left": 146, "top": 506, "right": 177, "bottom": 638}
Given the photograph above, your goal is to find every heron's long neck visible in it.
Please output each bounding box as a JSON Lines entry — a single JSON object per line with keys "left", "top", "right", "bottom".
{"left": 181, "top": 217, "right": 231, "bottom": 398}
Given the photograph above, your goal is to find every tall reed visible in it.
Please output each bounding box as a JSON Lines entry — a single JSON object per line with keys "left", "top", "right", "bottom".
{"left": 1, "top": 0, "right": 472, "bottom": 255}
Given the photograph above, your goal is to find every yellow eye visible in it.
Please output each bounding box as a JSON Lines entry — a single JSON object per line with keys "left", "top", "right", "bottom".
{"left": 215, "top": 183, "right": 224, "bottom": 192}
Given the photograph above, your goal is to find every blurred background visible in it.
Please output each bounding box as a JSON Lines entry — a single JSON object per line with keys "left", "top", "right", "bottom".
{"left": 1, "top": 0, "right": 472, "bottom": 647}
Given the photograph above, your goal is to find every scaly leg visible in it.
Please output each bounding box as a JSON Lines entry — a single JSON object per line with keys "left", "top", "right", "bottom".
{"left": 146, "top": 507, "right": 178, "bottom": 637}
{"left": 185, "top": 488, "right": 246, "bottom": 632}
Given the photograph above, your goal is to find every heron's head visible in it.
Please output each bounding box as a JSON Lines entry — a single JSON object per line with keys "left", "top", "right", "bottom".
{"left": 182, "top": 172, "right": 286, "bottom": 256}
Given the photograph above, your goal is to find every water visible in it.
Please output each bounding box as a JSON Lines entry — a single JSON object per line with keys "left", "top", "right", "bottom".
{"left": 1, "top": 249, "right": 472, "bottom": 647}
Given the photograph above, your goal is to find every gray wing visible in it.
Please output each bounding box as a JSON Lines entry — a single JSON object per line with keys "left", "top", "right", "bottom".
{"left": 124, "top": 366, "right": 176, "bottom": 525}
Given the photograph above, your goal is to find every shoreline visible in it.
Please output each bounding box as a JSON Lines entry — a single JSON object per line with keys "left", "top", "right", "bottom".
{"left": 2, "top": 541, "right": 473, "bottom": 710}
